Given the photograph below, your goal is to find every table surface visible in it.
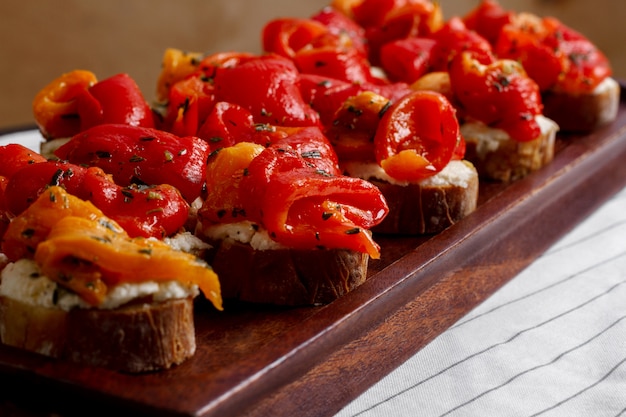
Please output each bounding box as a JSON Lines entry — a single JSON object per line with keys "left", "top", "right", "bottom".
{"left": 335, "top": 185, "right": 626, "bottom": 417}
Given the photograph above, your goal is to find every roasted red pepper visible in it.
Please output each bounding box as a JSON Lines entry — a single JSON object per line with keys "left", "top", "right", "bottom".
{"left": 311, "top": 6, "right": 369, "bottom": 57}
{"left": 428, "top": 17, "right": 494, "bottom": 72}
{"left": 212, "top": 55, "right": 321, "bottom": 127}
{"left": 494, "top": 12, "right": 611, "bottom": 93}
{"left": 448, "top": 50, "right": 543, "bottom": 142}
{"left": 463, "top": 0, "right": 514, "bottom": 45}
{"left": 0, "top": 144, "right": 48, "bottom": 178}
{"left": 76, "top": 73, "right": 155, "bottom": 130}
{"left": 200, "top": 135, "right": 388, "bottom": 258}
{"left": 241, "top": 145, "right": 387, "bottom": 258}
{"left": 293, "top": 45, "right": 380, "bottom": 85}
{"left": 163, "top": 74, "right": 216, "bottom": 137}
{"left": 299, "top": 73, "right": 412, "bottom": 127}
{"left": 32, "top": 70, "right": 97, "bottom": 139}
{"left": 32, "top": 71, "right": 154, "bottom": 139}
{"left": 352, "top": 0, "right": 443, "bottom": 65}
{"left": 197, "top": 101, "right": 340, "bottom": 174}
{"left": 262, "top": 18, "right": 330, "bottom": 58}
{"left": 379, "top": 17, "right": 492, "bottom": 84}
{"left": 379, "top": 38, "right": 437, "bottom": 84}
{"left": 157, "top": 51, "right": 257, "bottom": 136}
{"left": 161, "top": 53, "right": 322, "bottom": 135}
{"left": 196, "top": 101, "right": 257, "bottom": 149}
{"left": 55, "top": 124, "right": 210, "bottom": 203}
{"left": 263, "top": 15, "right": 382, "bottom": 85}
{"left": 374, "top": 90, "right": 461, "bottom": 181}
{"left": 2, "top": 185, "right": 222, "bottom": 310}
{"left": 3, "top": 156, "right": 189, "bottom": 239}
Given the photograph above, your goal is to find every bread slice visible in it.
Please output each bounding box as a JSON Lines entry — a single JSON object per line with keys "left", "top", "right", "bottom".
{"left": 542, "top": 77, "right": 620, "bottom": 133}
{"left": 200, "top": 222, "right": 368, "bottom": 306}
{"left": 0, "top": 296, "right": 195, "bottom": 373}
{"left": 461, "top": 115, "right": 559, "bottom": 182}
{"left": 0, "top": 259, "right": 197, "bottom": 373}
{"left": 342, "top": 160, "right": 479, "bottom": 235}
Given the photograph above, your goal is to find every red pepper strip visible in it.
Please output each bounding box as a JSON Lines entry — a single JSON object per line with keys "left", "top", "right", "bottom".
{"left": 552, "top": 24, "right": 612, "bottom": 93}
{"left": 379, "top": 38, "right": 437, "bottom": 84}
{"left": 87, "top": 181, "right": 189, "bottom": 240}
{"left": 32, "top": 70, "right": 98, "bottom": 139}
{"left": 263, "top": 14, "right": 381, "bottom": 85}
{"left": 4, "top": 161, "right": 189, "bottom": 240}
{"left": 0, "top": 144, "right": 48, "bottom": 178}
{"left": 355, "top": 0, "right": 443, "bottom": 65}
{"left": 374, "top": 90, "right": 460, "bottom": 181}
{"left": 262, "top": 18, "right": 329, "bottom": 58}
{"left": 299, "top": 75, "right": 367, "bottom": 127}
{"left": 379, "top": 17, "right": 492, "bottom": 85}
{"left": 299, "top": 74, "right": 412, "bottom": 127}
{"left": 463, "top": 0, "right": 514, "bottom": 45}
{"left": 448, "top": 50, "right": 543, "bottom": 142}
{"left": 241, "top": 145, "right": 388, "bottom": 258}
{"left": 212, "top": 55, "right": 321, "bottom": 128}
{"left": 55, "top": 124, "right": 209, "bottom": 203}
{"left": 269, "top": 126, "right": 342, "bottom": 176}
{"left": 156, "top": 48, "right": 205, "bottom": 103}
{"left": 163, "top": 75, "right": 215, "bottom": 137}
{"left": 156, "top": 52, "right": 255, "bottom": 136}
{"left": 293, "top": 45, "right": 381, "bottom": 85}
{"left": 77, "top": 73, "right": 155, "bottom": 131}
{"left": 311, "top": 6, "right": 369, "bottom": 57}
{"left": 494, "top": 14, "right": 611, "bottom": 93}
{"left": 32, "top": 72, "right": 154, "bottom": 140}
{"left": 428, "top": 17, "right": 494, "bottom": 72}
{"left": 196, "top": 102, "right": 257, "bottom": 150}
{"left": 196, "top": 101, "right": 340, "bottom": 174}
{"left": 3, "top": 186, "right": 221, "bottom": 310}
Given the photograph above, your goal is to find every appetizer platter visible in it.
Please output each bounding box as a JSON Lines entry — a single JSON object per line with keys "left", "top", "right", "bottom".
{"left": 1, "top": 1, "right": 625, "bottom": 416}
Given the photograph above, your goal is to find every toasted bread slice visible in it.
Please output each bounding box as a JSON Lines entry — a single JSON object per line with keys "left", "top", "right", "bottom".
{"left": 542, "top": 77, "right": 620, "bottom": 133}
{"left": 0, "top": 296, "right": 195, "bottom": 373}
{"left": 200, "top": 222, "right": 369, "bottom": 306}
{"left": 342, "top": 160, "right": 479, "bottom": 235}
{"left": 0, "top": 259, "right": 197, "bottom": 373}
{"left": 461, "top": 115, "right": 559, "bottom": 182}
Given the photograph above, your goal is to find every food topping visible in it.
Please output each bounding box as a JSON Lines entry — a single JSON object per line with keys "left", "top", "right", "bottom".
{"left": 3, "top": 186, "right": 222, "bottom": 309}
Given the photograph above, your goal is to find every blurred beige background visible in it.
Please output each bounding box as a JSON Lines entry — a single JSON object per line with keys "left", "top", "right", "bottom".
{"left": 1, "top": 0, "right": 624, "bottom": 131}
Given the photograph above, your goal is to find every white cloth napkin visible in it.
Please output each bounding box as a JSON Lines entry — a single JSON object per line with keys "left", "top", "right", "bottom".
{"left": 337, "top": 186, "right": 626, "bottom": 417}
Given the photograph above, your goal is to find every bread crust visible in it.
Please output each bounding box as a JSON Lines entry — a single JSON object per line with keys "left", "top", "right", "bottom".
{"left": 204, "top": 239, "right": 369, "bottom": 306}
{"left": 462, "top": 118, "right": 558, "bottom": 182}
{"left": 369, "top": 164, "right": 479, "bottom": 235}
{"left": 0, "top": 296, "right": 195, "bottom": 373}
{"left": 542, "top": 78, "right": 620, "bottom": 132}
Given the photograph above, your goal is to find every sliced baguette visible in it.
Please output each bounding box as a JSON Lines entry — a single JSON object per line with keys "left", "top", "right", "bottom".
{"left": 342, "top": 160, "right": 479, "bottom": 235}
{"left": 461, "top": 115, "right": 559, "bottom": 182}
{"left": 0, "top": 295, "right": 195, "bottom": 373}
{"left": 541, "top": 77, "right": 620, "bottom": 132}
{"left": 200, "top": 224, "right": 369, "bottom": 306}
{"left": 0, "top": 258, "right": 198, "bottom": 373}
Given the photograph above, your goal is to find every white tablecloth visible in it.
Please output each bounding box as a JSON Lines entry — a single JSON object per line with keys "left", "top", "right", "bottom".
{"left": 337, "top": 186, "right": 626, "bottom": 417}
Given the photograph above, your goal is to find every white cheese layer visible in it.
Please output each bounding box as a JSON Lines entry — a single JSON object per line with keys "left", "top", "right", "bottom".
{"left": 163, "top": 231, "right": 211, "bottom": 255}
{"left": 595, "top": 76, "right": 619, "bottom": 95}
{"left": 460, "top": 115, "right": 559, "bottom": 159}
{"left": 201, "top": 220, "right": 285, "bottom": 250}
{"left": 0, "top": 259, "right": 199, "bottom": 311}
{"left": 342, "top": 159, "right": 477, "bottom": 188}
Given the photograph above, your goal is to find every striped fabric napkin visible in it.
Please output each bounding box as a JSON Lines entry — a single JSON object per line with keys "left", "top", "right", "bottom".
{"left": 336, "top": 186, "right": 626, "bottom": 417}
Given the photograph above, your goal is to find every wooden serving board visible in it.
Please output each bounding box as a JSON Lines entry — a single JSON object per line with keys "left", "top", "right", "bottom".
{"left": 2, "top": 88, "right": 626, "bottom": 417}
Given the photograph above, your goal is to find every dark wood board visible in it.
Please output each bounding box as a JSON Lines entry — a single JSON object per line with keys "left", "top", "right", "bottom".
{"left": 2, "top": 87, "right": 626, "bottom": 417}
